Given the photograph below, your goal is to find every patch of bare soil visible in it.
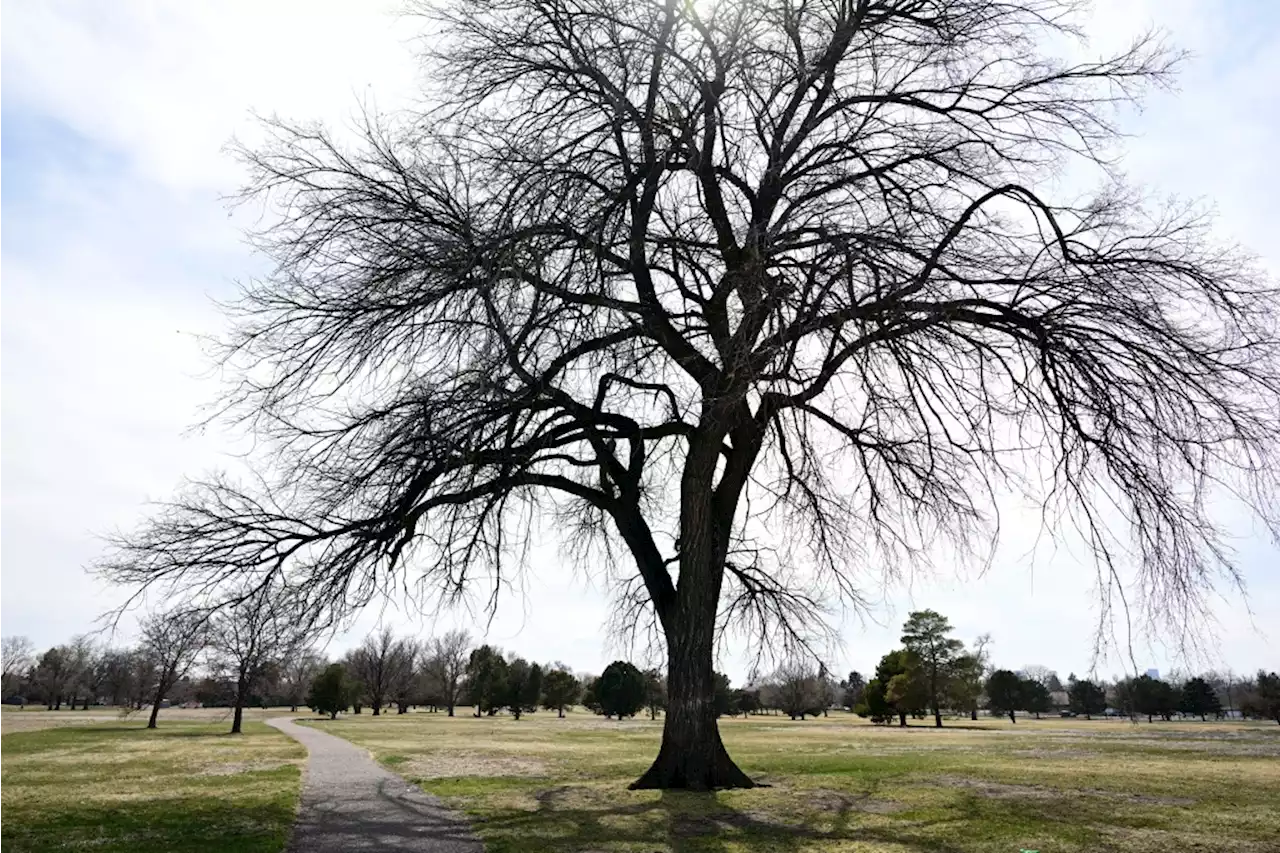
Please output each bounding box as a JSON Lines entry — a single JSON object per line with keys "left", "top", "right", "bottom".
{"left": 405, "top": 752, "right": 548, "bottom": 779}
{"left": 930, "top": 775, "right": 1195, "bottom": 806}
{"left": 806, "top": 789, "right": 909, "bottom": 814}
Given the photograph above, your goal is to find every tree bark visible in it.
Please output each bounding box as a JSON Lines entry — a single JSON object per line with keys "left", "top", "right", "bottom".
{"left": 1008, "top": 710, "right": 1016, "bottom": 724}
{"left": 630, "top": 561, "right": 755, "bottom": 790}
{"left": 970, "top": 709, "right": 978, "bottom": 721}
{"left": 231, "top": 676, "right": 248, "bottom": 735}
{"left": 898, "top": 712, "right": 907, "bottom": 727}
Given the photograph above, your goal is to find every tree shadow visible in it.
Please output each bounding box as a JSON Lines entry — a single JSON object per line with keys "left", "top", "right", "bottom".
{"left": 473, "top": 783, "right": 969, "bottom": 853}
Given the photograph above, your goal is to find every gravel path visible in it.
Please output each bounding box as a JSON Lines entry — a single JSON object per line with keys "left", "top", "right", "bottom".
{"left": 268, "top": 717, "right": 483, "bottom": 853}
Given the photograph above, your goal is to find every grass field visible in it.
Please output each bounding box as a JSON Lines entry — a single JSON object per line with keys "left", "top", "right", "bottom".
{"left": 311, "top": 711, "right": 1280, "bottom": 853}
{"left": 1, "top": 715, "right": 304, "bottom": 853}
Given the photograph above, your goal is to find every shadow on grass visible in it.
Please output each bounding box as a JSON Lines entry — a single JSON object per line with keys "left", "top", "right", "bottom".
{"left": 467, "top": 785, "right": 967, "bottom": 853}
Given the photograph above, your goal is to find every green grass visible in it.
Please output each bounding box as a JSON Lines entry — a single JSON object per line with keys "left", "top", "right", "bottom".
{"left": 1, "top": 721, "right": 305, "bottom": 853}
{"left": 308, "top": 712, "right": 1280, "bottom": 853}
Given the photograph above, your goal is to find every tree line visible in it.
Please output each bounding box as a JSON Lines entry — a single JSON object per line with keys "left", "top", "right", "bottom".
{"left": 6, "top": 610, "right": 1276, "bottom": 732}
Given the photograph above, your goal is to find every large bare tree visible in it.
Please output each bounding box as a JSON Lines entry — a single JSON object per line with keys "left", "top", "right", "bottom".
{"left": 208, "top": 588, "right": 305, "bottom": 733}
{"left": 98, "top": 0, "right": 1280, "bottom": 788}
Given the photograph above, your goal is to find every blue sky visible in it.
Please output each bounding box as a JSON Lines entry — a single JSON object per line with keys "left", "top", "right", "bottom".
{"left": 2, "top": 0, "right": 1277, "bottom": 684}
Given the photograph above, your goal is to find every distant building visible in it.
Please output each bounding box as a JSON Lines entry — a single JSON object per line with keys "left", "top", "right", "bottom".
{"left": 1145, "top": 668, "right": 1160, "bottom": 680}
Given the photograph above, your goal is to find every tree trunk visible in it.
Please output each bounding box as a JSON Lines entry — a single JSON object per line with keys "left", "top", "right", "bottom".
{"left": 898, "top": 712, "right": 907, "bottom": 727}
{"left": 372, "top": 702, "right": 381, "bottom": 716}
{"left": 148, "top": 691, "right": 164, "bottom": 729}
{"left": 1008, "top": 710, "right": 1016, "bottom": 724}
{"left": 447, "top": 701, "right": 454, "bottom": 717}
{"left": 330, "top": 709, "right": 338, "bottom": 720}
{"left": 935, "top": 710, "right": 943, "bottom": 728}
{"left": 629, "top": 587, "right": 755, "bottom": 790}
{"left": 231, "top": 676, "right": 248, "bottom": 735}
{"left": 290, "top": 704, "right": 298, "bottom": 712}
{"left": 558, "top": 707, "right": 564, "bottom": 718}
{"left": 970, "top": 708, "right": 978, "bottom": 721}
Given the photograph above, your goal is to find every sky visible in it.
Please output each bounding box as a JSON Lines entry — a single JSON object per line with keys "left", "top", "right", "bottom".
{"left": 2, "top": 0, "right": 1277, "bottom": 686}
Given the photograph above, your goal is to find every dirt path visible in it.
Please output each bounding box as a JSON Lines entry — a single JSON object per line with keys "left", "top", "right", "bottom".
{"left": 268, "top": 717, "right": 482, "bottom": 853}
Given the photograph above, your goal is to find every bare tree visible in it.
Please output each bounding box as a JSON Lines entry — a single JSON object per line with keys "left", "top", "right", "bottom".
{"left": 2, "top": 636, "right": 35, "bottom": 699}
{"left": 209, "top": 589, "right": 304, "bottom": 733}
{"left": 97, "top": 0, "right": 1280, "bottom": 788}
{"left": 424, "top": 630, "right": 471, "bottom": 716}
{"left": 139, "top": 611, "right": 207, "bottom": 729}
{"left": 279, "top": 646, "right": 327, "bottom": 712}
{"left": 345, "top": 627, "right": 416, "bottom": 716}
{"left": 769, "top": 660, "right": 825, "bottom": 720}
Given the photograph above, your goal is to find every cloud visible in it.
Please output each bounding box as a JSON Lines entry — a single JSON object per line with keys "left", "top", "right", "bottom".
{"left": 2, "top": 1, "right": 1276, "bottom": 683}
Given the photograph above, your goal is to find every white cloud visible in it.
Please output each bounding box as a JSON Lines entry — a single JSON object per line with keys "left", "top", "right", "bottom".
{"left": 2, "top": 1, "right": 1276, "bottom": 682}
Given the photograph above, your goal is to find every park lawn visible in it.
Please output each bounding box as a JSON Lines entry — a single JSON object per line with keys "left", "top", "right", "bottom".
{"left": 1, "top": 720, "right": 305, "bottom": 853}
{"left": 311, "top": 712, "right": 1280, "bottom": 853}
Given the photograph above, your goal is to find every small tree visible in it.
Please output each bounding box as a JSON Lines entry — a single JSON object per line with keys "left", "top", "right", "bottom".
{"left": 947, "top": 654, "right": 984, "bottom": 721}
{"left": 901, "top": 610, "right": 964, "bottom": 728}
{"left": 504, "top": 658, "right": 542, "bottom": 720}
{"left": 1180, "top": 677, "right": 1222, "bottom": 721}
{"left": 2, "top": 636, "right": 35, "bottom": 701}
{"left": 345, "top": 627, "right": 416, "bottom": 716}
{"left": 465, "top": 645, "right": 509, "bottom": 716}
{"left": 209, "top": 590, "right": 302, "bottom": 734}
{"left": 307, "top": 663, "right": 354, "bottom": 719}
{"left": 541, "top": 666, "right": 581, "bottom": 718}
{"left": 713, "top": 673, "right": 734, "bottom": 718}
{"left": 425, "top": 630, "right": 470, "bottom": 717}
{"left": 1251, "top": 671, "right": 1280, "bottom": 724}
{"left": 1068, "top": 679, "right": 1107, "bottom": 720}
{"left": 643, "top": 669, "right": 667, "bottom": 720}
{"left": 1022, "top": 677, "right": 1053, "bottom": 719}
{"left": 839, "top": 671, "right": 865, "bottom": 712}
{"left": 986, "top": 670, "right": 1023, "bottom": 723}
{"left": 596, "top": 661, "right": 646, "bottom": 720}
{"left": 280, "top": 647, "right": 326, "bottom": 713}
{"left": 772, "top": 660, "right": 825, "bottom": 720}
{"left": 138, "top": 610, "right": 207, "bottom": 728}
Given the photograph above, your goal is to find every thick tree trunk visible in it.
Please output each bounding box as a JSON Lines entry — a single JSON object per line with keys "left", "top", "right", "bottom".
{"left": 630, "top": 582, "right": 755, "bottom": 790}
{"left": 1008, "top": 710, "right": 1016, "bottom": 724}
{"left": 970, "top": 709, "right": 978, "bottom": 721}
{"left": 558, "top": 707, "right": 564, "bottom": 718}
{"left": 447, "top": 701, "right": 455, "bottom": 717}
{"left": 935, "top": 711, "right": 943, "bottom": 728}
{"left": 898, "top": 712, "right": 907, "bottom": 727}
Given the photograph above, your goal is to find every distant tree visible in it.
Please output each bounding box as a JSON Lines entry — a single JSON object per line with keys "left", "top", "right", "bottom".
{"left": 580, "top": 676, "right": 602, "bottom": 715}
{"left": 1180, "top": 677, "right": 1222, "bottom": 721}
{"left": 901, "top": 610, "right": 964, "bottom": 727}
{"left": 466, "top": 645, "right": 509, "bottom": 716}
{"left": 425, "top": 630, "right": 471, "bottom": 717}
{"left": 307, "top": 663, "right": 355, "bottom": 719}
{"left": 541, "top": 666, "right": 581, "bottom": 718}
{"left": 947, "top": 654, "right": 984, "bottom": 721}
{"left": 872, "top": 649, "right": 926, "bottom": 727}
{"left": 2, "top": 636, "right": 35, "bottom": 700}
{"left": 732, "top": 688, "right": 760, "bottom": 717}
{"left": 1127, "top": 674, "right": 1178, "bottom": 722}
{"left": 771, "top": 660, "right": 825, "bottom": 720}
{"left": 855, "top": 677, "right": 894, "bottom": 724}
{"left": 986, "top": 670, "right": 1023, "bottom": 723}
{"left": 503, "top": 658, "right": 543, "bottom": 720}
{"left": 643, "top": 669, "right": 667, "bottom": 720}
{"left": 96, "top": 648, "right": 140, "bottom": 707}
{"left": 139, "top": 610, "right": 208, "bottom": 728}
{"left": 1068, "top": 679, "right": 1107, "bottom": 719}
{"left": 713, "top": 672, "right": 734, "bottom": 718}
{"left": 345, "top": 627, "right": 416, "bottom": 716}
{"left": 1252, "top": 671, "right": 1280, "bottom": 724}
{"left": 33, "top": 646, "right": 74, "bottom": 710}
{"left": 209, "top": 590, "right": 303, "bottom": 733}
{"left": 839, "top": 671, "right": 865, "bottom": 712}
{"left": 596, "top": 661, "right": 646, "bottom": 720}
{"left": 1022, "top": 677, "right": 1052, "bottom": 719}
{"left": 280, "top": 647, "right": 326, "bottom": 713}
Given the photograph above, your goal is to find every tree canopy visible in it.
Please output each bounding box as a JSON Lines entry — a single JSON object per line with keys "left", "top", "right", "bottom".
{"left": 96, "top": 0, "right": 1280, "bottom": 789}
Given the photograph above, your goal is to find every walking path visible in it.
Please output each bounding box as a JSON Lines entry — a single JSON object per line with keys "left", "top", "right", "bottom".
{"left": 268, "top": 717, "right": 483, "bottom": 853}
